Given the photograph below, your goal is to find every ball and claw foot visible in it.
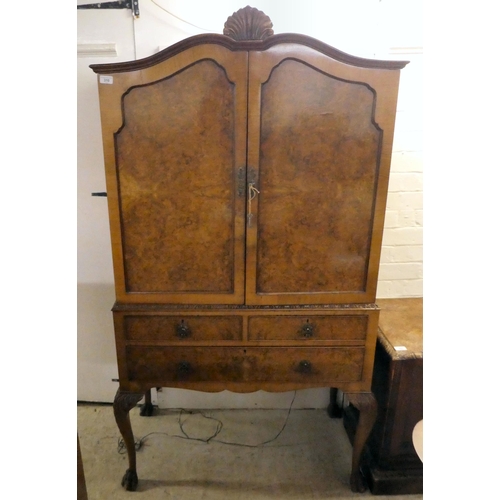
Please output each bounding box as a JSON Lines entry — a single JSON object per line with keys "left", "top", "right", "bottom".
{"left": 140, "top": 402, "right": 154, "bottom": 417}
{"left": 121, "top": 469, "right": 139, "bottom": 491}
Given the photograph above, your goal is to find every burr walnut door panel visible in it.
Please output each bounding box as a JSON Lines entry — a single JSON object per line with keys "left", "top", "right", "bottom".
{"left": 99, "top": 47, "right": 248, "bottom": 304}
{"left": 245, "top": 46, "right": 400, "bottom": 305}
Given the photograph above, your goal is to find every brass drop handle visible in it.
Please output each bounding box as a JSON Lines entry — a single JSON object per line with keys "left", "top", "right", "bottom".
{"left": 300, "top": 321, "right": 315, "bottom": 338}
{"left": 297, "top": 360, "right": 312, "bottom": 373}
{"left": 176, "top": 320, "right": 191, "bottom": 339}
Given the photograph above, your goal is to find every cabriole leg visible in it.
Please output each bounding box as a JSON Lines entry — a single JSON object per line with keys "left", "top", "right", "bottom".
{"left": 345, "top": 392, "right": 377, "bottom": 493}
{"left": 113, "top": 389, "right": 144, "bottom": 491}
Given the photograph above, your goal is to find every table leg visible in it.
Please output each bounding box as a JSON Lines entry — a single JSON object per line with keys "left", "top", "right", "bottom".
{"left": 113, "top": 389, "right": 144, "bottom": 491}
{"left": 345, "top": 392, "right": 377, "bottom": 492}
{"left": 140, "top": 388, "right": 154, "bottom": 416}
{"left": 327, "top": 387, "right": 343, "bottom": 418}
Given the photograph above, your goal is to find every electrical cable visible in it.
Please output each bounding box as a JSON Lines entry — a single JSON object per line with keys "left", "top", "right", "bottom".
{"left": 117, "top": 391, "right": 297, "bottom": 453}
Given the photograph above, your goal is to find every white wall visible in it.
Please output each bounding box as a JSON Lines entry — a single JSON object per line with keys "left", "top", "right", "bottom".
{"left": 77, "top": 8, "right": 137, "bottom": 403}
{"left": 77, "top": 0, "right": 423, "bottom": 406}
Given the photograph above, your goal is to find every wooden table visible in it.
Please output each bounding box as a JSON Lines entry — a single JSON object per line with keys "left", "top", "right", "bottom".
{"left": 342, "top": 298, "right": 423, "bottom": 494}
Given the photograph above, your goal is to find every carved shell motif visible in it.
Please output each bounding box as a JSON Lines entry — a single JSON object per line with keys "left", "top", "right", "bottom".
{"left": 223, "top": 6, "right": 274, "bottom": 40}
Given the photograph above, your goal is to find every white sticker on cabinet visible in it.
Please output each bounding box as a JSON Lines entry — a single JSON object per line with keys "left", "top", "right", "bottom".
{"left": 99, "top": 75, "right": 114, "bottom": 85}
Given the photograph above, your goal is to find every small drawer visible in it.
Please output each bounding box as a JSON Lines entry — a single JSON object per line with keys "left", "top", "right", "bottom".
{"left": 248, "top": 315, "right": 368, "bottom": 341}
{"left": 123, "top": 315, "right": 242, "bottom": 341}
{"left": 125, "top": 346, "right": 365, "bottom": 384}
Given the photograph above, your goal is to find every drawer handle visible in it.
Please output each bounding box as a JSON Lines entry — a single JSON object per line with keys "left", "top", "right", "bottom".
{"left": 300, "top": 322, "right": 315, "bottom": 338}
{"left": 176, "top": 320, "right": 191, "bottom": 339}
{"left": 297, "top": 360, "right": 312, "bottom": 373}
{"left": 177, "top": 361, "right": 192, "bottom": 375}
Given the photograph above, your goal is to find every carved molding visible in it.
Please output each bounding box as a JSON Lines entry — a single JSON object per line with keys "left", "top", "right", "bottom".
{"left": 223, "top": 6, "right": 274, "bottom": 40}
{"left": 91, "top": 34, "right": 408, "bottom": 75}
{"left": 113, "top": 302, "right": 380, "bottom": 312}
{"left": 113, "top": 390, "right": 144, "bottom": 413}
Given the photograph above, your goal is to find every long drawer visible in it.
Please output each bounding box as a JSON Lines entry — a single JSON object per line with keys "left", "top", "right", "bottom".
{"left": 248, "top": 315, "right": 368, "bottom": 341}
{"left": 125, "top": 346, "right": 365, "bottom": 384}
{"left": 123, "top": 315, "right": 243, "bottom": 341}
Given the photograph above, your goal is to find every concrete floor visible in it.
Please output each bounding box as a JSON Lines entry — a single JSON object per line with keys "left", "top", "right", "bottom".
{"left": 78, "top": 403, "right": 423, "bottom": 500}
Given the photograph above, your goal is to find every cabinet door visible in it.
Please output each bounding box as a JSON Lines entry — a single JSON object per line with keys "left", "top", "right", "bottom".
{"left": 245, "top": 45, "right": 400, "bottom": 305}
{"left": 97, "top": 46, "right": 248, "bottom": 304}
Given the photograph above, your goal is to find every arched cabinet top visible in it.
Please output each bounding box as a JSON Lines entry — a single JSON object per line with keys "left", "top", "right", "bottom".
{"left": 90, "top": 6, "right": 408, "bottom": 75}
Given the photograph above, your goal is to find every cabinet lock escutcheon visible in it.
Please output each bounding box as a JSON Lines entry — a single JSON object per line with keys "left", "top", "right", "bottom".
{"left": 237, "top": 167, "right": 245, "bottom": 197}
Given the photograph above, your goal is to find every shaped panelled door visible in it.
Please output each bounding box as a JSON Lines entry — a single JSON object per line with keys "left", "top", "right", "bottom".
{"left": 98, "top": 47, "right": 249, "bottom": 304}
{"left": 245, "top": 46, "right": 400, "bottom": 305}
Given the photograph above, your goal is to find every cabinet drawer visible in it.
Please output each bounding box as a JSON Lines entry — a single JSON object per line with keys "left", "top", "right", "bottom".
{"left": 123, "top": 315, "right": 243, "bottom": 341}
{"left": 248, "top": 315, "right": 368, "bottom": 341}
{"left": 125, "top": 346, "right": 365, "bottom": 384}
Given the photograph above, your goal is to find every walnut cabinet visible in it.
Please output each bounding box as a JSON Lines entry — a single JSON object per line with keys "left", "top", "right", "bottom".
{"left": 90, "top": 6, "right": 407, "bottom": 492}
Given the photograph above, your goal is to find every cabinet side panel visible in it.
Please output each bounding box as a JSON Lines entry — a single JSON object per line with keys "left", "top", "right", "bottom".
{"left": 257, "top": 59, "right": 380, "bottom": 295}
{"left": 115, "top": 60, "right": 236, "bottom": 294}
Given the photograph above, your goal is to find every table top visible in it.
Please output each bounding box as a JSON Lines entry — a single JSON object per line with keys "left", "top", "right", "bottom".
{"left": 376, "top": 298, "right": 423, "bottom": 359}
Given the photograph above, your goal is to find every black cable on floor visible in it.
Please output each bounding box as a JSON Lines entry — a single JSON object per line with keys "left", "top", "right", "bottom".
{"left": 117, "top": 391, "right": 297, "bottom": 453}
